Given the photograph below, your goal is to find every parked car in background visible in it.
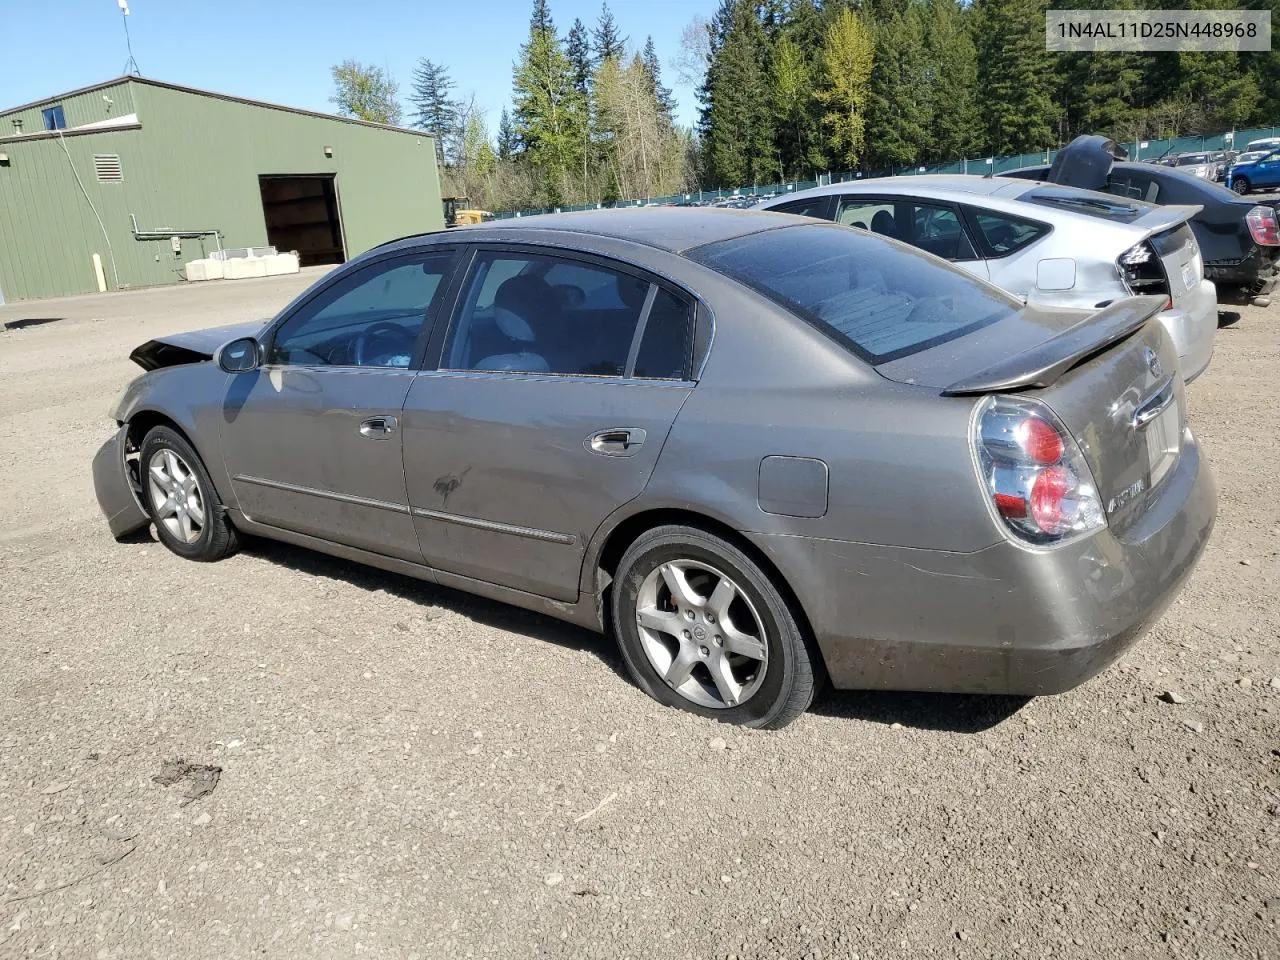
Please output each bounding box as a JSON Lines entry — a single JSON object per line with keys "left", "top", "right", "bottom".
{"left": 757, "top": 175, "right": 1217, "bottom": 381}
{"left": 1006, "top": 135, "right": 1280, "bottom": 299}
{"left": 93, "top": 209, "right": 1217, "bottom": 728}
{"left": 1172, "top": 152, "right": 1221, "bottom": 179}
{"left": 1225, "top": 148, "right": 1280, "bottom": 195}
{"left": 1244, "top": 136, "right": 1280, "bottom": 154}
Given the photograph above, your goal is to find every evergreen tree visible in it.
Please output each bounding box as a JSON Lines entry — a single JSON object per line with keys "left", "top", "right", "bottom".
{"left": 512, "top": 0, "right": 588, "bottom": 204}
{"left": 592, "top": 1, "right": 627, "bottom": 64}
{"left": 496, "top": 107, "right": 519, "bottom": 159}
{"left": 408, "top": 58, "right": 459, "bottom": 167}
{"left": 865, "top": 2, "right": 932, "bottom": 170}
{"left": 566, "top": 18, "right": 593, "bottom": 95}
{"left": 971, "top": 0, "right": 1057, "bottom": 155}
{"left": 924, "top": 0, "right": 979, "bottom": 161}
{"left": 642, "top": 36, "right": 677, "bottom": 124}
{"left": 530, "top": 0, "right": 554, "bottom": 36}
{"left": 702, "top": 0, "right": 777, "bottom": 186}
{"left": 817, "top": 7, "right": 875, "bottom": 169}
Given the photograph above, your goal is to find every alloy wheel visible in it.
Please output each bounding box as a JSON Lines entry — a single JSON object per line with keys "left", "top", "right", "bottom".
{"left": 634, "top": 559, "right": 769, "bottom": 709}
{"left": 147, "top": 448, "right": 206, "bottom": 544}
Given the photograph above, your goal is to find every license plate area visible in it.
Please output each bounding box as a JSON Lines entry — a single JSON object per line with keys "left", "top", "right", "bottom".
{"left": 1180, "top": 262, "right": 1196, "bottom": 292}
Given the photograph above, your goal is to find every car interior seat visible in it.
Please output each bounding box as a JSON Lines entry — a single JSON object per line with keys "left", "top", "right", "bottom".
{"left": 870, "top": 210, "right": 897, "bottom": 238}
{"left": 473, "top": 274, "right": 552, "bottom": 372}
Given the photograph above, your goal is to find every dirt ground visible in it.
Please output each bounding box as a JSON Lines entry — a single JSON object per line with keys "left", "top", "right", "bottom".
{"left": 0, "top": 273, "right": 1276, "bottom": 960}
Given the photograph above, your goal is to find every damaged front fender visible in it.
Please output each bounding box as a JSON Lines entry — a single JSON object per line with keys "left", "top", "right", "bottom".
{"left": 93, "top": 426, "right": 149, "bottom": 539}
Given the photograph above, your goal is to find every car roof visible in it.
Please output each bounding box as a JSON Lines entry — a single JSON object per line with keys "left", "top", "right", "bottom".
{"left": 447, "top": 207, "right": 798, "bottom": 254}
{"left": 768, "top": 174, "right": 1031, "bottom": 202}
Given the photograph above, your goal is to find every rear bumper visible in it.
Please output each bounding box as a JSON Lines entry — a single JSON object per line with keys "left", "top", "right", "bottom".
{"left": 92, "top": 426, "right": 149, "bottom": 539}
{"left": 1160, "top": 278, "right": 1217, "bottom": 383}
{"left": 1204, "top": 246, "right": 1278, "bottom": 287}
{"left": 747, "top": 433, "right": 1217, "bottom": 695}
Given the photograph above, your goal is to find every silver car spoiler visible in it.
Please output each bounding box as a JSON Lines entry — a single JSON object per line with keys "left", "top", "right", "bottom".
{"left": 941, "top": 295, "right": 1167, "bottom": 396}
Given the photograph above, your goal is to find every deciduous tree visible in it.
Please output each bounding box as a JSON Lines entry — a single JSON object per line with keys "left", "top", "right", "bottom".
{"left": 816, "top": 8, "right": 874, "bottom": 168}
{"left": 330, "top": 60, "right": 401, "bottom": 125}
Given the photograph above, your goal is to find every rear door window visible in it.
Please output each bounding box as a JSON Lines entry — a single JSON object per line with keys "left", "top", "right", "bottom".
{"left": 837, "top": 197, "right": 978, "bottom": 261}
{"left": 835, "top": 198, "right": 895, "bottom": 232}
{"left": 441, "top": 250, "right": 694, "bottom": 379}
{"left": 690, "top": 223, "right": 1020, "bottom": 364}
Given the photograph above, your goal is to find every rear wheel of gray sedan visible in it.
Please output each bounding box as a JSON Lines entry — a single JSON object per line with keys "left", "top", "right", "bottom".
{"left": 611, "top": 525, "right": 821, "bottom": 729}
{"left": 139, "top": 425, "right": 240, "bottom": 562}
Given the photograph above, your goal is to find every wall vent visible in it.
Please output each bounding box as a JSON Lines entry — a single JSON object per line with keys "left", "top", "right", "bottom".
{"left": 93, "top": 154, "right": 123, "bottom": 183}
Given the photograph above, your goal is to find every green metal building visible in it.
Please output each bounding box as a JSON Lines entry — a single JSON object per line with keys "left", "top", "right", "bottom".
{"left": 0, "top": 76, "right": 443, "bottom": 302}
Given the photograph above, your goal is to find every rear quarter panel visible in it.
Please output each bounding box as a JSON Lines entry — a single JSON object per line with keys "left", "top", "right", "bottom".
{"left": 622, "top": 278, "right": 1000, "bottom": 555}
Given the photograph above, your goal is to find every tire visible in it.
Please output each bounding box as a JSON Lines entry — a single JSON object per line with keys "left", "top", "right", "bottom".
{"left": 139, "top": 425, "right": 239, "bottom": 562}
{"left": 610, "top": 524, "right": 822, "bottom": 729}
{"left": 1233, "top": 176, "right": 1250, "bottom": 194}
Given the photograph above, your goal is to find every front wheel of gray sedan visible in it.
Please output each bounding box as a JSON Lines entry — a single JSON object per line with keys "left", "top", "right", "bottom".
{"left": 611, "top": 525, "right": 821, "bottom": 729}
{"left": 139, "top": 425, "right": 240, "bottom": 562}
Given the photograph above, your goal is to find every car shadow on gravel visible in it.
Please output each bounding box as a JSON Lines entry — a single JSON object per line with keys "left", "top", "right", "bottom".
{"left": 243, "top": 538, "right": 629, "bottom": 679}
{"left": 810, "top": 688, "right": 1030, "bottom": 733}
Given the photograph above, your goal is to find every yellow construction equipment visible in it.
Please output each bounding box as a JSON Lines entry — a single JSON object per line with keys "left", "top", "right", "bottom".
{"left": 442, "top": 196, "right": 491, "bottom": 227}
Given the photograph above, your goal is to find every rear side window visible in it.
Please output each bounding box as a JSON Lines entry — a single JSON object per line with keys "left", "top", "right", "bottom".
{"left": 968, "top": 209, "right": 1050, "bottom": 257}
{"left": 633, "top": 288, "right": 695, "bottom": 379}
{"left": 691, "top": 224, "right": 1020, "bottom": 364}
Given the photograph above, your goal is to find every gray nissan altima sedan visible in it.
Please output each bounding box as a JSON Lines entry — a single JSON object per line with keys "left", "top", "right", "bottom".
{"left": 93, "top": 209, "right": 1217, "bottom": 728}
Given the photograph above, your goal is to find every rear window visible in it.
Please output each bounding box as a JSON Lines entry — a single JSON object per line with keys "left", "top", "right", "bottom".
{"left": 1017, "top": 186, "right": 1148, "bottom": 222}
{"left": 690, "top": 224, "right": 1020, "bottom": 364}
{"left": 1176, "top": 154, "right": 1208, "bottom": 166}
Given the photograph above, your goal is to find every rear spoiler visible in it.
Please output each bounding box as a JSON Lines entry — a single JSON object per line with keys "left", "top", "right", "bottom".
{"left": 941, "top": 296, "right": 1166, "bottom": 396}
{"left": 1133, "top": 203, "right": 1202, "bottom": 239}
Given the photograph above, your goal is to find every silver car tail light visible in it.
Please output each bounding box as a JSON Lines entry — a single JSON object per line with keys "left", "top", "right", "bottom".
{"left": 1117, "top": 241, "right": 1169, "bottom": 306}
{"left": 973, "top": 396, "right": 1106, "bottom": 545}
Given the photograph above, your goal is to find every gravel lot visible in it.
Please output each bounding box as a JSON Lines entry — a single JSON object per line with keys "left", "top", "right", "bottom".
{"left": 1, "top": 275, "right": 1277, "bottom": 960}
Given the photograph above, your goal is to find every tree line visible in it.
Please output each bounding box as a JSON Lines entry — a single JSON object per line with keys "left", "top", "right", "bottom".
{"left": 331, "top": 0, "right": 693, "bottom": 211}
{"left": 329, "top": 0, "right": 1280, "bottom": 210}
{"left": 698, "top": 0, "right": 1279, "bottom": 187}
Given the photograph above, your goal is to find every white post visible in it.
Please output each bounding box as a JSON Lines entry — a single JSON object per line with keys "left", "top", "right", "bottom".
{"left": 92, "top": 253, "right": 107, "bottom": 293}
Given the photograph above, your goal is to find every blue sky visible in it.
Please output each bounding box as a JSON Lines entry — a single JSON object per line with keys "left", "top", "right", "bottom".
{"left": 1, "top": 0, "right": 709, "bottom": 131}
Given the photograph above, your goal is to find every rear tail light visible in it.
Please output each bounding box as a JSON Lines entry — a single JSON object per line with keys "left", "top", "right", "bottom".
{"left": 973, "top": 396, "right": 1106, "bottom": 545}
{"left": 1246, "top": 205, "right": 1280, "bottom": 246}
{"left": 1116, "top": 241, "right": 1169, "bottom": 295}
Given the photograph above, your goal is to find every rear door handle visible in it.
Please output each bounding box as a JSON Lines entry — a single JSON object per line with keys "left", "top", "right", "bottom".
{"left": 586, "top": 427, "right": 646, "bottom": 456}
{"left": 359, "top": 415, "right": 398, "bottom": 439}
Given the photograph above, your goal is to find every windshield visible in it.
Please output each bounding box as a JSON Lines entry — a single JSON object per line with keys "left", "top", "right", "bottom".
{"left": 1176, "top": 155, "right": 1209, "bottom": 166}
{"left": 1017, "top": 186, "right": 1148, "bottom": 222}
{"left": 690, "top": 224, "right": 1020, "bottom": 364}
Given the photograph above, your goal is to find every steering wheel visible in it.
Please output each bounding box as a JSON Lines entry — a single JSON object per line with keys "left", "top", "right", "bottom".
{"left": 354, "top": 321, "right": 412, "bottom": 366}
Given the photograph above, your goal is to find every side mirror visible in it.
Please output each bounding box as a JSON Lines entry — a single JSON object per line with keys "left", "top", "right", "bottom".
{"left": 216, "top": 337, "right": 261, "bottom": 373}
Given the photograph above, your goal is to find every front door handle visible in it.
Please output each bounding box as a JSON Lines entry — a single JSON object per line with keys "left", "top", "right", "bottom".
{"left": 359, "top": 415, "right": 398, "bottom": 439}
{"left": 586, "top": 427, "right": 647, "bottom": 456}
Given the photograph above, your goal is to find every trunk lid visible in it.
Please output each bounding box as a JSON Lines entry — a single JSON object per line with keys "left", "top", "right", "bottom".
{"left": 879, "top": 295, "right": 1184, "bottom": 531}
